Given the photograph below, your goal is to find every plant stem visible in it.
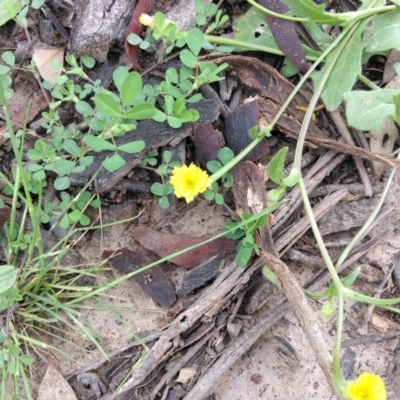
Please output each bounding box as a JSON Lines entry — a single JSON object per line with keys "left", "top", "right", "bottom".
{"left": 203, "top": 34, "right": 319, "bottom": 61}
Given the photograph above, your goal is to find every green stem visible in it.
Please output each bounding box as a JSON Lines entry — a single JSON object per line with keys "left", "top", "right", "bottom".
{"left": 246, "top": 0, "right": 394, "bottom": 24}
{"left": 335, "top": 152, "right": 400, "bottom": 271}
{"left": 357, "top": 73, "right": 381, "bottom": 90}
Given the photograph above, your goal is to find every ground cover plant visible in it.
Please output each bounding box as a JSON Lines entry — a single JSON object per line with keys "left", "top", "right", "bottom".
{"left": 1, "top": 0, "right": 400, "bottom": 399}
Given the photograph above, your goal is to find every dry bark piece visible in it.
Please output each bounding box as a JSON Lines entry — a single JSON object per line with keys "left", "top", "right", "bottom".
{"left": 0, "top": 207, "right": 11, "bottom": 230}
{"left": 102, "top": 248, "right": 176, "bottom": 308}
{"left": 193, "top": 122, "right": 222, "bottom": 169}
{"left": 69, "top": 0, "right": 136, "bottom": 63}
{"left": 225, "top": 100, "right": 269, "bottom": 161}
{"left": 210, "top": 55, "right": 324, "bottom": 140}
{"left": 125, "top": 0, "right": 154, "bottom": 69}
{"left": 259, "top": 0, "right": 309, "bottom": 73}
{"left": 131, "top": 225, "right": 237, "bottom": 270}
{"left": 176, "top": 255, "right": 223, "bottom": 296}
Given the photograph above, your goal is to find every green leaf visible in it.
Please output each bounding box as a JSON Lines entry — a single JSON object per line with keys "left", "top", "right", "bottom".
{"left": 215, "top": 193, "right": 224, "bottom": 205}
{"left": 118, "top": 140, "right": 145, "bottom": 153}
{"left": 0, "top": 265, "right": 16, "bottom": 295}
{"left": 268, "top": 147, "right": 288, "bottom": 185}
{"left": 262, "top": 266, "right": 277, "bottom": 285}
{"left": 84, "top": 135, "right": 116, "bottom": 151}
{"left": 153, "top": 109, "right": 167, "bottom": 122}
{"left": 63, "top": 138, "right": 81, "bottom": 157}
{"left": 2, "top": 51, "right": 14, "bottom": 66}
{"left": 206, "top": 3, "right": 218, "bottom": 17}
{"left": 207, "top": 160, "right": 222, "bottom": 174}
{"left": 364, "top": 9, "right": 400, "bottom": 55}
{"left": 235, "top": 245, "right": 253, "bottom": 267}
{"left": 344, "top": 89, "right": 397, "bottom": 131}
{"left": 159, "top": 196, "right": 170, "bottom": 209}
{"left": 75, "top": 101, "right": 94, "bottom": 117}
{"left": 102, "top": 154, "right": 126, "bottom": 172}
{"left": 80, "top": 156, "right": 94, "bottom": 166}
{"left": 19, "top": 355, "right": 34, "bottom": 366}
{"left": 204, "top": 189, "right": 215, "bottom": 201}
{"left": 54, "top": 176, "right": 70, "bottom": 190}
{"left": 121, "top": 71, "right": 142, "bottom": 107}
{"left": 313, "top": 21, "right": 365, "bottom": 111}
{"left": 166, "top": 68, "right": 179, "bottom": 84}
{"left": 187, "top": 93, "right": 202, "bottom": 103}
{"left": 81, "top": 56, "right": 95, "bottom": 68}
{"left": 231, "top": 8, "right": 278, "bottom": 52}
{"left": 163, "top": 150, "right": 172, "bottom": 163}
{"left": 113, "top": 66, "right": 130, "bottom": 92}
{"left": 94, "top": 92, "right": 121, "bottom": 117}
{"left": 167, "top": 116, "right": 182, "bottom": 128}
{"left": 52, "top": 159, "right": 76, "bottom": 176}
{"left": 218, "top": 147, "right": 234, "bottom": 165}
{"left": 180, "top": 49, "right": 198, "bottom": 68}
{"left": 195, "top": 0, "right": 206, "bottom": 14}
{"left": 186, "top": 28, "right": 204, "bottom": 56}
{"left": 0, "top": 65, "right": 10, "bottom": 75}
{"left": 151, "top": 183, "right": 164, "bottom": 196}
{"left": 342, "top": 267, "right": 361, "bottom": 287}
{"left": 0, "top": 1, "right": 20, "bottom": 26}
{"left": 127, "top": 33, "right": 143, "bottom": 45}
{"left": 122, "top": 103, "right": 155, "bottom": 119}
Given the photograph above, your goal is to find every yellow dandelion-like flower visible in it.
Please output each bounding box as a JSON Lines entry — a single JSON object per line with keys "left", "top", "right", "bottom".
{"left": 170, "top": 163, "right": 211, "bottom": 203}
{"left": 139, "top": 14, "right": 154, "bottom": 28}
{"left": 346, "top": 372, "right": 387, "bottom": 400}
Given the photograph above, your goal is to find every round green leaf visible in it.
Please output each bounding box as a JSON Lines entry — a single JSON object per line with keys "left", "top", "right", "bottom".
{"left": 186, "top": 28, "right": 204, "bottom": 56}
{"left": 102, "top": 154, "right": 126, "bottom": 172}
{"left": 179, "top": 49, "right": 198, "bottom": 68}
{"left": 2, "top": 51, "right": 14, "bottom": 66}
{"left": 159, "top": 196, "right": 170, "bottom": 209}
{"left": 151, "top": 182, "right": 164, "bottom": 196}
{"left": 167, "top": 116, "right": 182, "bottom": 128}
{"left": 54, "top": 176, "right": 70, "bottom": 190}
{"left": 80, "top": 56, "right": 95, "bottom": 68}
{"left": 94, "top": 92, "right": 121, "bottom": 117}
{"left": 218, "top": 147, "right": 234, "bottom": 165}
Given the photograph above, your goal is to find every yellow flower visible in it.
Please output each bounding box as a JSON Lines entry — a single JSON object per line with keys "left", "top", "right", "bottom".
{"left": 346, "top": 372, "right": 387, "bottom": 400}
{"left": 139, "top": 14, "right": 154, "bottom": 28}
{"left": 170, "top": 163, "right": 211, "bottom": 203}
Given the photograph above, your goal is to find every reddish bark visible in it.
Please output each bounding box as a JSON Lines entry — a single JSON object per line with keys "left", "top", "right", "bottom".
{"left": 125, "top": 0, "right": 154, "bottom": 69}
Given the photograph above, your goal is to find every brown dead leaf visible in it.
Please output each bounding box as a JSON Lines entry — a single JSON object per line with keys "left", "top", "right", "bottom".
{"left": 259, "top": 0, "right": 309, "bottom": 73}
{"left": 32, "top": 47, "right": 64, "bottom": 84}
{"left": 125, "top": 0, "right": 154, "bottom": 69}
{"left": 132, "top": 225, "right": 237, "bottom": 269}
{"left": 102, "top": 248, "right": 176, "bottom": 307}
{"left": 38, "top": 364, "right": 77, "bottom": 400}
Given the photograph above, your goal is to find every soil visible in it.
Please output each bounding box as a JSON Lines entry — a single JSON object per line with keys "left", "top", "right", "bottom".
{"left": 1, "top": 1, "right": 400, "bottom": 400}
